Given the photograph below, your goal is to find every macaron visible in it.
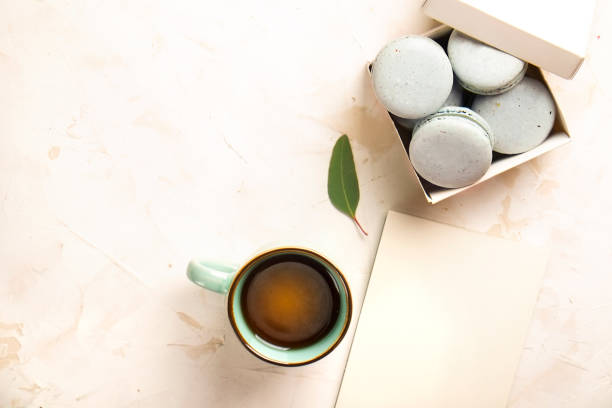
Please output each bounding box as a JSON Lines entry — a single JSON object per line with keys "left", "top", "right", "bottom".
{"left": 372, "top": 35, "right": 453, "bottom": 119}
{"left": 447, "top": 30, "right": 527, "bottom": 95}
{"left": 409, "top": 107, "right": 494, "bottom": 188}
{"left": 394, "top": 80, "right": 464, "bottom": 129}
{"left": 472, "top": 77, "right": 556, "bottom": 154}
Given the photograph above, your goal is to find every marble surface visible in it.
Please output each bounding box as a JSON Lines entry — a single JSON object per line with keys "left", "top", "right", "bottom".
{"left": 1, "top": 1, "right": 610, "bottom": 407}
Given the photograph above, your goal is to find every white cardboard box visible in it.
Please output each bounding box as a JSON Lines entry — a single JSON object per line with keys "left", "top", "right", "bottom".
{"left": 422, "top": 0, "right": 597, "bottom": 79}
{"left": 377, "top": 25, "right": 573, "bottom": 204}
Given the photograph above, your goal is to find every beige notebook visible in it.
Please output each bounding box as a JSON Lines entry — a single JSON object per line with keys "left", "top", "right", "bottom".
{"left": 336, "top": 211, "right": 548, "bottom": 408}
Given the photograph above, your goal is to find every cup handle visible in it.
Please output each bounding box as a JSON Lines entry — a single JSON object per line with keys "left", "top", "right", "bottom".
{"left": 186, "top": 259, "right": 239, "bottom": 294}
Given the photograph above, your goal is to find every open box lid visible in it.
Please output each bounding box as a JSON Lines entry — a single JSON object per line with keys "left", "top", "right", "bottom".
{"left": 422, "top": 0, "right": 596, "bottom": 79}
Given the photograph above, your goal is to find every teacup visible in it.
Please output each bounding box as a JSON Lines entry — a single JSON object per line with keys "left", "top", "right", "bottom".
{"left": 186, "top": 247, "right": 352, "bottom": 366}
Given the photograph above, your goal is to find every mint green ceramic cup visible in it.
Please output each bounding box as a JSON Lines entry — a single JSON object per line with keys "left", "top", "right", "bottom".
{"left": 186, "top": 247, "right": 352, "bottom": 366}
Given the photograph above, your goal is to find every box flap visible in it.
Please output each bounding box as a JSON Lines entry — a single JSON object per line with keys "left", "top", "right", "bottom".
{"left": 422, "top": 0, "right": 596, "bottom": 79}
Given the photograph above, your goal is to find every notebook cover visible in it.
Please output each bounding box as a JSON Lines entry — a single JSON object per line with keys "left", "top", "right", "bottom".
{"left": 335, "top": 211, "right": 548, "bottom": 408}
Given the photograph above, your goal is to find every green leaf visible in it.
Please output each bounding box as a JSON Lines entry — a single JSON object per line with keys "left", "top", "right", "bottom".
{"left": 328, "top": 135, "right": 367, "bottom": 235}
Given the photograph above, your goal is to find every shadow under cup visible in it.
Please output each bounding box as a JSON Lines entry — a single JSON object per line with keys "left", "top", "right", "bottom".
{"left": 228, "top": 248, "right": 352, "bottom": 366}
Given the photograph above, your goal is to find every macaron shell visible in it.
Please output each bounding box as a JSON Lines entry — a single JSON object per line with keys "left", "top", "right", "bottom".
{"left": 372, "top": 36, "right": 453, "bottom": 119}
{"left": 472, "top": 77, "right": 556, "bottom": 154}
{"left": 394, "top": 80, "right": 464, "bottom": 129}
{"left": 409, "top": 109, "right": 493, "bottom": 188}
{"left": 448, "top": 30, "right": 527, "bottom": 95}
{"left": 432, "top": 106, "right": 495, "bottom": 148}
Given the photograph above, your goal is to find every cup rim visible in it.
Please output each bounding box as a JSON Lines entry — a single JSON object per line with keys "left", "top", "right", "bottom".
{"left": 226, "top": 246, "right": 352, "bottom": 367}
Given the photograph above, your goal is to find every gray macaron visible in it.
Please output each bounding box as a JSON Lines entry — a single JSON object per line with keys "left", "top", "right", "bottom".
{"left": 472, "top": 77, "right": 556, "bottom": 154}
{"left": 447, "top": 30, "right": 527, "bottom": 95}
{"left": 394, "top": 80, "right": 464, "bottom": 129}
{"left": 409, "top": 107, "right": 494, "bottom": 188}
{"left": 372, "top": 35, "right": 453, "bottom": 119}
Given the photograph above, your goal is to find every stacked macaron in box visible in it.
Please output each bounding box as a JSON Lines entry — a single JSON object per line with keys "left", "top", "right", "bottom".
{"left": 371, "top": 25, "right": 572, "bottom": 204}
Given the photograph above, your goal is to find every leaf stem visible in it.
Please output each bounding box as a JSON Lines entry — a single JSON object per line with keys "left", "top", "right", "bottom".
{"left": 352, "top": 217, "right": 368, "bottom": 236}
